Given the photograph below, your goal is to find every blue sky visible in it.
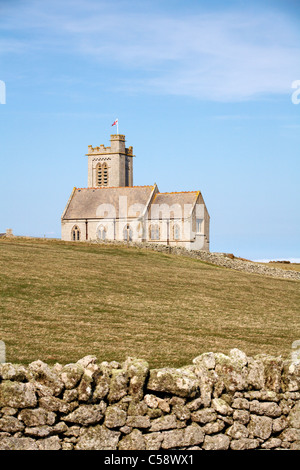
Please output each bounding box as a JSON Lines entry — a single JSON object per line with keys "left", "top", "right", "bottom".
{"left": 0, "top": 0, "right": 299, "bottom": 260}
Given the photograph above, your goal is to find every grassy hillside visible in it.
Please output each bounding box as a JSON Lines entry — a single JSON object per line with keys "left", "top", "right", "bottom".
{"left": 0, "top": 237, "right": 299, "bottom": 368}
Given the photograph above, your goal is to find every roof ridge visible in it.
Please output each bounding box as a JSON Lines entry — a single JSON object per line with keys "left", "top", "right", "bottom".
{"left": 75, "top": 185, "right": 155, "bottom": 190}
{"left": 157, "top": 190, "right": 198, "bottom": 194}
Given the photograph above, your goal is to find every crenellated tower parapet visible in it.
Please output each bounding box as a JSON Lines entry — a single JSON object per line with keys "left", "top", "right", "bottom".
{"left": 86, "top": 134, "right": 134, "bottom": 188}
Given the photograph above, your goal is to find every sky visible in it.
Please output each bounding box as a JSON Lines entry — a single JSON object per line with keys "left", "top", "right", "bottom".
{"left": 0, "top": 0, "right": 299, "bottom": 260}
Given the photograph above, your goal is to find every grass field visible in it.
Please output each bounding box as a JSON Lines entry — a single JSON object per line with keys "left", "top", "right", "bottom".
{"left": 0, "top": 237, "right": 299, "bottom": 368}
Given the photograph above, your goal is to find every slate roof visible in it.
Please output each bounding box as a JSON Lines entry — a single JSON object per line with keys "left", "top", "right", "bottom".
{"left": 62, "top": 186, "right": 207, "bottom": 221}
{"left": 62, "top": 186, "right": 155, "bottom": 220}
{"left": 148, "top": 191, "right": 200, "bottom": 219}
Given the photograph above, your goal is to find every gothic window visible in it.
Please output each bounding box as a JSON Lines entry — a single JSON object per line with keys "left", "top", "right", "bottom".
{"left": 96, "top": 163, "right": 102, "bottom": 186}
{"left": 98, "top": 225, "right": 107, "bottom": 240}
{"left": 71, "top": 225, "right": 80, "bottom": 241}
{"left": 123, "top": 224, "right": 133, "bottom": 241}
{"left": 196, "top": 218, "right": 203, "bottom": 233}
{"left": 150, "top": 224, "right": 160, "bottom": 240}
{"left": 96, "top": 162, "right": 109, "bottom": 187}
{"left": 102, "top": 162, "right": 108, "bottom": 186}
{"left": 173, "top": 224, "right": 180, "bottom": 240}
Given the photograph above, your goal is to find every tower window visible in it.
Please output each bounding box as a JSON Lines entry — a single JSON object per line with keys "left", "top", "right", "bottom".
{"left": 96, "top": 162, "right": 109, "bottom": 187}
{"left": 71, "top": 225, "right": 80, "bottom": 241}
{"left": 102, "top": 163, "right": 108, "bottom": 186}
{"left": 96, "top": 163, "right": 102, "bottom": 186}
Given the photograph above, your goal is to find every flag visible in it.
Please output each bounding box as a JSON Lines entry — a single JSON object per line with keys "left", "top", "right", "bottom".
{"left": 112, "top": 119, "right": 118, "bottom": 126}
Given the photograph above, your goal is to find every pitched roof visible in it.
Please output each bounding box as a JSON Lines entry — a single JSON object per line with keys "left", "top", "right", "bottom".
{"left": 152, "top": 191, "right": 199, "bottom": 205}
{"left": 62, "top": 186, "right": 155, "bottom": 220}
{"left": 148, "top": 191, "right": 200, "bottom": 219}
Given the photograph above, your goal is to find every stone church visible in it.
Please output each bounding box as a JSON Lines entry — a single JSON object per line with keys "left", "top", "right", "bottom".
{"left": 61, "top": 134, "right": 210, "bottom": 251}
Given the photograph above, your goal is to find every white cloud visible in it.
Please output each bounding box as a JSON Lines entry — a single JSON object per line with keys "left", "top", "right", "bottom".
{"left": 1, "top": 0, "right": 300, "bottom": 101}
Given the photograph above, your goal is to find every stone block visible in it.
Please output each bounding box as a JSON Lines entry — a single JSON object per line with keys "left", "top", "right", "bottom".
{"left": 202, "top": 434, "right": 230, "bottom": 450}
{"left": 0, "top": 381, "right": 37, "bottom": 408}
{"left": 118, "top": 429, "right": 145, "bottom": 450}
{"left": 63, "top": 403, "right": 106, "bottom": 425}
{"left": 76, "top": 425, "right": 120, "bottom": 450}
{"left": 248, "top": 415, "right": 273, "bottom": 440}
{"left": 104, "top": 406, "right": 127, "bottom": 428}
{"left": 161, "top": 423, "right": 204, "bottom": 449}
{"left": 147, "top": 368, "right": 198, "bottom": 398}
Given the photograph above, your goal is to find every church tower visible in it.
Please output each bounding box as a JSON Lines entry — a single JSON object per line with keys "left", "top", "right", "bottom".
{"left": 86, "top": 134, "right": 134, "bottom": 187}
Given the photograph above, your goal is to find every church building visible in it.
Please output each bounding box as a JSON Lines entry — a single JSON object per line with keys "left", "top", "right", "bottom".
{"left": 61, "top": 134, "right": 210, "bottom": 251}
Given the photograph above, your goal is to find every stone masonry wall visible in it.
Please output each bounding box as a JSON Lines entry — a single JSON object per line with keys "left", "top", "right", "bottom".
{"left": 1, "top": 349, "right": 300, "bottom": 450}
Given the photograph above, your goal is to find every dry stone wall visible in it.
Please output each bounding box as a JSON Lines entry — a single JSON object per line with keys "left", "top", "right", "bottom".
{"left": 0, "top": 350, "right": 300, "bottom": 450}
{"left": 93, "top": 240, "right": 300, "bottom": 281}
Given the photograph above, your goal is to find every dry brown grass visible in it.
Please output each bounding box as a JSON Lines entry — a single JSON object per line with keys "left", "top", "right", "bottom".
{"left": 0, "top": 237, "right": 299, "bottom": 368}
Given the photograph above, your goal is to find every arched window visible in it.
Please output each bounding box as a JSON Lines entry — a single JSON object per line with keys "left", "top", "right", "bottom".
{"left": 71, "top": 225, "right": 80, "bottom": 241}
{"left": 196, "top": 218, "right": 203, "bottom": 233}
{"left": 123, "top": 224, "right": 133, "bottom": 241}
{"left": 173, "top": 224, "right": 180, "bottom": 240}
{"left": 102, "top": 162, "right": 109, "bottom": 186}
{"left": 96, "top": 163, "right": 102, "bottom": 186}
{"left": 97, "top": 225, "right": 107, "bottom": 240}
{"left": 96, "top": 162, "right": 109, "bottom": 187}
{"left": 149, "top": 224, "right": 160, "bottom": 240}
